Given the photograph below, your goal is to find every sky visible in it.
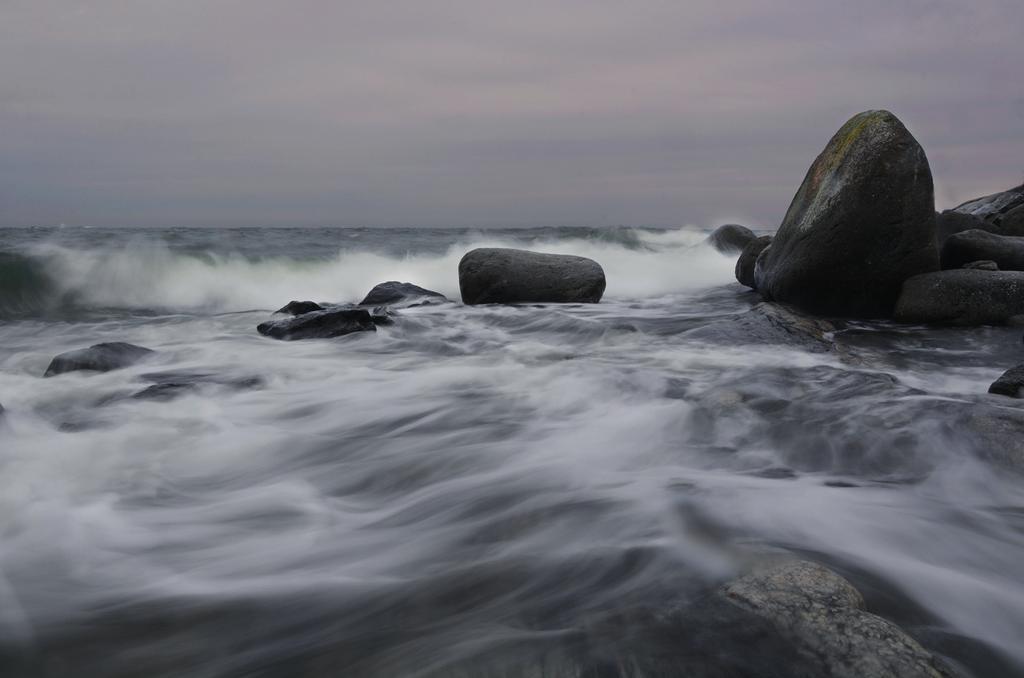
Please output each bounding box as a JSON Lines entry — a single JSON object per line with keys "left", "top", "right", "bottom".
{"left": 1, "top": 0, "right": 1022, "bottom": 228}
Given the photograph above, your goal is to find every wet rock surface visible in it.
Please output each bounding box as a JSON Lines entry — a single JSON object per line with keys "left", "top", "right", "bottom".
{"left": 358, "top": 281, "right": 448, "bottom": 307}
{"left": 735, "top": 235, "right": 772, "bottom": 289}
{"left": 989, "top": 364, "right": 1024, "bottom": 398}
{"left": 44, "top": 343, "right": 155, "bottom": 377}
{"left": 275, "top": 300, "right": 325, "bottom": 315}
{"left": 257, "top": 308, "right": 377, "bottom": 340}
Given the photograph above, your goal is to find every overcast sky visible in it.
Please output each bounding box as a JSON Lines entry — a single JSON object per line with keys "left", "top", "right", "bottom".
{"left": 1, "top": 1, "right": 1021, "bottom": 228}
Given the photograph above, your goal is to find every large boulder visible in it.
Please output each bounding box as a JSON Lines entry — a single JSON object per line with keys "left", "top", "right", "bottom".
{"left": 458, "top": 248, "right": 606, "bottom": 305}
{"left": 894, "top": 270, "right": 1024, "bottom": 325}
{"left": 257, "top": 308, "right": 377, "bottom": 340}
{"left": 358, "top": 281, "right": 447, "bottom": 307}
{"left": 721, "top": 561, "right": 959, "bottom": 678}
{"left": 944, "top": 184, "right": 1024, "bottom": 238}
{"left": 707, "top": 224, "right": 756, "bottom": 254}
{"left": 754, "top": 110, "right": 938, "bottom": 317}
{"left": 44, "top": 343, "right": 155, "bottom": 377}
{"left": 940, "top": 230, "right": 1024, "bottom": 271}
{"left": 735, "top": 235, "right": 772, "bottom": 289}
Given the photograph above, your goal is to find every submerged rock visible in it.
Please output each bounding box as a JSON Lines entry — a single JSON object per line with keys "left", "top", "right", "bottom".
{"left": 707, "top": 224, "right": 756, "bottom": 254}
{"left": 275, "top": 300, "right": 324, "bottom": 316}
{"left": 44, "top": 343, "right": 155, "bottom": 377}
{"left": 459, "top": 248, "right": 606, "bottom": 304}
{"left": 941, "top": 230, "right": 1024, "bottom": 271}
{"left": 257, "top": 308, "right": 377, "bottom": 340}
{"left": 894, "top": 270, "right": 1024, "bottom": 325}
{"left": 754, "top": 110, "right": 938, "bottom": 317}
{"left": 358, "top": 281, "right": 447, "bottom": 307}
{"left": 735, "top": 235, "right": 772, "bottom": 289}
{"left": 131, "top": 371, "right": 265, "bottom": 401}
{"left": 685, "top": 302, "right": 838, "bottom": 353}
{"left": 721, "top": 560, "right": 959, "bottom": 678}
{"left": 988, "top": 365, "right": 1024, "bottom": 398}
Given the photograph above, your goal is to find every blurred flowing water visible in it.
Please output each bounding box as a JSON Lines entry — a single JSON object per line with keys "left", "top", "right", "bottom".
{"left": 0, "top": 225, "right": 1022, "bottom": 677}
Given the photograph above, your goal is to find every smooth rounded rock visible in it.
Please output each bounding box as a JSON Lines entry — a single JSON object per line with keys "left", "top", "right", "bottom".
{"left": 708, "top": 224, "right": 756, "bottom": 254}
{"left": 44, "top": 343, "right": 155, "bottom": 377}
{"left": 735, "top": 235, "right": 772, "bottom": 289}
{"left": 941, "top": 230, "right": 1024, "bottom": 271}
{"left": 358, "top": 281, "right": 447, "bottom": 307}
{"left": 754, "top": 110, "right": 938, "bottom": 317}
{"left": 894, "top": 270, "right": 1024, "bottom": 325}
{"left": 458, "top": 248, "right": 605, "bottom": 305}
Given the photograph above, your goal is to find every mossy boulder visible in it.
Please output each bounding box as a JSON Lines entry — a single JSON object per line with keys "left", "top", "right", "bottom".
{"left": 754, "top": 110, "right": 938, "bottom": 317}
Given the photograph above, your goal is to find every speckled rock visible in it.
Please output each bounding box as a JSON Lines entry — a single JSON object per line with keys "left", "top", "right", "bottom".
{"left": 989, "top": 364, "right": 1024, "bottom": 398}
{"left": 721, "top": 561, "right": 959, "bottom": 678}
{"left": 754, "top": 110, "right": 938, "bottom": 317}
{"left": 894, "top": 270, "right": 1024, "bottom": 325}
{"left": 944, "top": 184, "right": 1024, "bottom": 238}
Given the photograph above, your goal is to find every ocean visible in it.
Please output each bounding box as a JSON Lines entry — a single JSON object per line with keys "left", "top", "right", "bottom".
{"left": 0, "top": 225, "right": 1022, "bottom": 677}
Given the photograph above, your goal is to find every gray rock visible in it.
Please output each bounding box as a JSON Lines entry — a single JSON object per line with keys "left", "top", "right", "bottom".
{"left": 754, "top": 110, "right": 938, "bottom": 317}
{"left": 707, "top": 224, "right": 756, "bottom": 254}
{"left": 684, "top": 303, "right": 838, "bottom": 354}
{"left": 459, "top": 248, "right": 606, "bottom": 305}
{"left": 988, "top": 364, "right": 1024, "bottom": 398}
{"left": 131, "top": 371, "right": 265, "bottom": 401}
{"left": 947, "top": 184, "right": 1024, "bottom": 237}
{"left": 257, "top": 308, "right": 377, "bottom": 340}
{"left": 358, "top": 281, "right": 447, "bottom": 307}
{"left": 735, "top": 235, "right": 772, "bottom": 289}
{"left": 44, "top": 343, "right": 155, "bottom": 377}
{"left": 894, "top": 270, "right": 1024, "bottom": 325}
{"left": 962, "top": 260, "right": 998, "bottom": 271}
{"left": 275, "top": 300, "right": 324, "bottom": 315}
{"left": 721, "top": 560, "right": 959, "bottom": 678}
{"left": 935, "top": 210, "right": 987, "bottom": 244}
{"left": 941, "top": 229, "right": 1024, "bottom": 271}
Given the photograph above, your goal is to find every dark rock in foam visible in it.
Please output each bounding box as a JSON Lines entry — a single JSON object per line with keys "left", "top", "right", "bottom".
{"left": 275, "top": 300, "right": 324, "bottom": 316}
{"left": 989, "top": 365, "right": 1024, "bottom": 398}
{"left": 257, "top": 308, "right": 377, "bottom": 340}
{"left": 754, "top": 110, "right": 938, "bottom": 317}
{"left": 358, "top": 281, "right": 447, "bottom": 307}
{"left": 735, "top": 235, "right": 772, "bottom": 289}
{"left": 707, "top": 223, "right": 756, "bottom": 254}
{"left": 894, "top": 269, "right": 1024, "bottom": 325}
{"left": 941, "top": 229, "right": 1024, "bottom": 271}
{"left": 44, "top": 342, "right": 155, "bottom": 377}
{"left": 459, "top": 248, "right": 605, "bottom": 304}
